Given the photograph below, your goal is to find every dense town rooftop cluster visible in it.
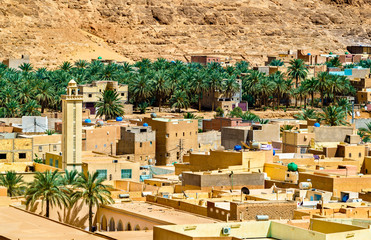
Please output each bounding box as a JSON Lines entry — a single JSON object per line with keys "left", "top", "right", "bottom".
{"left": 0, "top": 46, "right": 371, "bottom": 239}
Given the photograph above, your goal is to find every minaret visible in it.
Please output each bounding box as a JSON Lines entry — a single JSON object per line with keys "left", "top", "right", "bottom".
{"left": 61, "top": 80, "right": 83, "bottom": 171}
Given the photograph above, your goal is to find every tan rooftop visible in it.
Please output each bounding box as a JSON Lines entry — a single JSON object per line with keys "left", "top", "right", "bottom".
{"left": 0, "top": 206, "right": 105, "bottom": 240}
{"left": 106, "top": 202, "right": 218, "bottom": 225}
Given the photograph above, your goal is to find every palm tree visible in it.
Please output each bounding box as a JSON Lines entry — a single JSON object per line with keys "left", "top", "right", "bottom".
{"left": 317, "top": 106, "right": 348, "bottom": 126}
{"left": 34, "top": 82, "right": 54, "bottom": 113}
{"left": 271, "top": 71, "right": 288, "bottom": 108}
{"left": 96, "top": 89, "right": 124, "bottom": 120}
{"left": 191, "top": 71, "right": 208, "bottom": 111}
{"left": 25, "top": 170, "right": 69, "bottom": 218}
{"left": 62, "top": 169, "right": 79, "bottom": 186}
{"left": 129, "top": 75, "right": 152, "bottom": 106}
{"left": 336, "top": 98, "right": 352, "bottom": 116}
{"left": 71, "top": 171, "right": 113, "bottom": 232}
{"left": 302, "top": 77, "right": 317, "bottom": 107}
{"left": 326, "top": 57, "right": 342, "bottom": 68}
{"left": 0, "top": 171, "right": 24, "bottom": 197}
{"left": 294, "top": 109, "right": 317, "bottom": 120}
{"left": 19, "top": 63, "right": 34, "bottom": 72}
{"left": 315, "top": 72, "right": 330, "bottom": 106}
{"left": 59, "top": 61, "right": 73, "bottom": 71}
{"left": 257, "top": 77, "right": 275, "bottom": 107}
{"left": 74, "top": 60, "right": 89, "bottom": 69}
{"left": 206, "top": 71, "right": 225, "bottom": 111}
{"left": 150, "top": 70, "right": 170, "bottom": 111}
{"left": 358, "top": 122, "right": 371, "bottom": 143}
{"left": 223, "top": 76, "right": 240, "bottom": 99}
{"left": 287, "top": 59, "right": 308, "bottom": 107}
{"left": 269, "top": 59, "right": 284, "bottom": 66}
{"left": 21, "top": 100, "right": 41, "bottom": 116}
{"left": 170, "top": 90, "right": 190, "bottom": 112}
{"left": 235, "top": 61, "right": 249, "bottom": 74}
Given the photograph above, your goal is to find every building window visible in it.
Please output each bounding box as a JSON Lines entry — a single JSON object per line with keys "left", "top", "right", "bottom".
{"left": 53, "top": 145, "right": 57, "bottom": 151}
{"left": 349, "top": 153, "right": 352, "bottom": 158}
{"left": 176, "top": 133, "right": 178, "bottom": 137}
{"left": 190, "top": 132, "right": 192, "bottom": 135}
{"left": 38, "top": 146, "right": 42, "bottom": 152}
{"left": 140, "top": 142, "right": 143, "bottom": 147}
{"left": 121, "top": 169, "right": 132, "bottom": 179}
{"left": 166, "top": 134, "right": 169, "bottom": 138}
{"left": 121, "top": 93, "right": 125, "bottom": 96}
{"left": 166, "top": 153, "right": 170, "bottom": 157}
{"left": 0, "top": 154, "right": 6, "bottom": 159}
{"left": 127, "top": 156, "right": 130, "bottom": 160}
{"left": 97, "top": 169, "right": 107, "bottom": 180}
{"left": 300, "top": 148, "right": 306, "bottom": 154}
{"left": 359, "top": 152, "right": 362, "bottom": 157}
{"left": 104, "top": 144, "right": 107, "bottom": 147}
{"left": 55, "top": 160, "right": 59, "bottom": 168}
{"left": 19, "top": 153, "right": 26, "bottom": 159}
{"left": 150, "top": 141, "right": 152, "bottom": 145}
{"left": 49, "top": 158, "right": 53, "bottom": 166}
{"left": 95, "top": 145, "right": 98, "bottom": 149}
{"left": 88, "top": 94, "right": 92, "bottom": 98}
{"left": 183, "top": 132, "right": 185, "bottom": 136}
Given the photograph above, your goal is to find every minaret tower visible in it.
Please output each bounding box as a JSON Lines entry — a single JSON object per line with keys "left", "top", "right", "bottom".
{"left": 61, "top": 80, "right": 83, "bottom": 171}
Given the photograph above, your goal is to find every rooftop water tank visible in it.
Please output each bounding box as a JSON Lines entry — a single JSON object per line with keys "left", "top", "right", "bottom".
{"left": 116, "top": 116, "right": 123, "bottom": 122}
{"left": 314, "top": 122, "right": 320, "bottom": 127}
{"left": 84, "top": 119, "right": 91, "bottom": 123}
{"left": 143, "top": 123, "right": 149, "bottom": 127}
{"left": 287, "top": 162, "right": 298, "bottom": 171}
{"left": 151, "top": 113, "right": 157, "bottom": 118}
{"left": 234, "top": 145, "right": 242, "bottom": 151}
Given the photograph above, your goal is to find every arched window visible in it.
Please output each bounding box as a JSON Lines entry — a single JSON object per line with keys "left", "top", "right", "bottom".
{"left": 135, "top": 224, "right": 141, "bottom": 231}
{"left": 109, "top": 218, "right": 115, "bottom": 231}
{"left": 117, "top": 220, "right": 124, "bottom": 231}
{"left": 101, "top": 215, "right": 107, "bottom": 231}
{"left": 126, "top": 222, "right": 132, "bottom": 231}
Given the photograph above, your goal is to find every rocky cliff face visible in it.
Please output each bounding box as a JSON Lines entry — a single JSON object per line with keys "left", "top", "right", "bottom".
{"left": 0, "top": 0, "right": 370, "bottom": 67}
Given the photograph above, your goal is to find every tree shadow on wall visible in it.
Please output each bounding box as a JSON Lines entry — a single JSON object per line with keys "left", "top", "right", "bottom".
{"left": 57, "top": 201, "right": 89, "bottom": 229}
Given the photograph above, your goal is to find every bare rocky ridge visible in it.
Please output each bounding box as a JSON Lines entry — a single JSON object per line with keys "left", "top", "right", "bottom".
{"left": 0, "top": 0, "right": 370, "bottom": 67}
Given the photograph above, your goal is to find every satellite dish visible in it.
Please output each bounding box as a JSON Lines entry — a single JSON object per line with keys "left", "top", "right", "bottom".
{"left": 241, "top": 187, "right": 250, "bottom": 195}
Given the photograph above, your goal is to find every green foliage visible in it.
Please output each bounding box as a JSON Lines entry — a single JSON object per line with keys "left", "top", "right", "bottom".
{"left": 183, "top": 112, "right": 203, "bottom": 119}
{"left": 241, "top": 112, "right": 260, "bottom": 122}
{"left": 229, "top": 107, "right": 243, "bottom": 118}
{"left": 96, "top": 89, "right": 124, "bottom": 120}
{"left": 280, "top": 125, "right": 298, "bottom": 133}
{"left": 71, "top": 171, "right": 113, "bottom": 231}
{"left": 358, "top": 122, "right": 371, "bottom": 143}
{"left": 170, "top": 90, "right": 190, "bottom": 112}
{"left": 33, "top": 154, "right": 43, "bottom": 164}
{"left": 215, "top": 107, "right": 224, "bottom": 117}
{"left": 0, "top": 171, "right": 25, "bottom": 197}
{"left": 325, "top": 57, "right": 342, "bottom": 68}
{"left": 138, "top": 102, "right": 149, "bottom": 114}
{"left": 317, "top": 106, "right": 348, "bottom": 126}
{"left": 258, "top": 118, "right": 269, "bottom": 124}
{"left": 45, "top": 129, "right": 55, "bottom": 135}
{"left": 294, "top": 109, "right": 317, "bottom": 120}
{"left": 25, "top": 170, "right": 69, "bottom": 218}
{"left": 269, "top": 59, "right": 284, "bottom": 66}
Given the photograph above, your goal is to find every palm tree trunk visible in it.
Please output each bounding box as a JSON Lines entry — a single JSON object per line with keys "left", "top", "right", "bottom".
{"left": 295, "top": 77, "right": 299, "bottom": 108}
{"left": 159, "top": 98, "right": 162, "bottom": 112}
{"left": 89, "top": 202, "right": 93, "bottom": 232}
{"left": 321, "top": 92, "right": 324, "bottom": 107}
{"left": 198, "top": 95, "right": 202, "bottom": 112}
{"left": 46, "top": 199, "right": 50, "bottom": 218}
{"left": 311, "top": 92, "right": 314, "bottom": 108}
{"left": 277, "top": 95, "right": 280, "bottom": 109}
{"left": 304, "top": 96, "right": 307, "bottom": 109}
